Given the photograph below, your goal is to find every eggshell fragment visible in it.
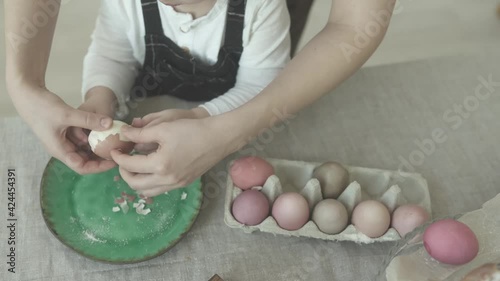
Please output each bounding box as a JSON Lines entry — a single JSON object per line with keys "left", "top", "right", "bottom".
{"left": 461, "top": 263, "right": 500, "bottom": 281}
{"left": 391, "top": 204, "right": 430, "bottom": 237}
{"left": 272, "top": 192, "right": 310, "bottom": 231}
{"left": 88, "top": 120, "right": 135, "bottom": 160}
{"left": 230, "top": 156, "right": 274, "bottom": 190}
{"left": 313, "top": 162, "right": 349, "bottom": 199}
{"left": 423, "top": 219, "right": 479, "bottom": 265}
{"left": 312, "top": 199, "right": 349, "bottom": 234}
{"left": 231, "top": 190, "right": 270, "bottom": 226}
{"left": 351, "top": 200, "right": 391, "bottom": 238}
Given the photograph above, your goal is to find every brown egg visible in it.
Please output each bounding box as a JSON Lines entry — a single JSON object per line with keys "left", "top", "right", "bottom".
{"left": 312, "top": 199, "right": 349, "bottom": 235}
{"left": 88, "top": 120, "right": 135, "bottom": 160}
{"left": 351, "top": 200, "right": 391, "bottom": 238}
{"left": 312, "top": 162, "right": 349, "bottom": 199}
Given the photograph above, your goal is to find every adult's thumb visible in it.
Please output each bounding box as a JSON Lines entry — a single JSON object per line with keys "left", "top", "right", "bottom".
{"left": 66, "top": 108, "right": 113, "bottom": 131}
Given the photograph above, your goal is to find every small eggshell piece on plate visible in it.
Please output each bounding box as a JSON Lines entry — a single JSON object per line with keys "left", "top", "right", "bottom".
{"left": 423, "top": 219, "right": 479, "bottom": 265}
{"left": 230, "top": 156, "right": 274, "bottom": 190}
{"left": 272, "top": 192, "right": 310, "bottom": 231}
{"left": 351, "top": 200, "right": 391, "bottom": 238}
{"left": 231, "top": 190, "right": 270, "bottom": 226}
{"left": 391, "top": 204, "right": 430, "bottom": 237}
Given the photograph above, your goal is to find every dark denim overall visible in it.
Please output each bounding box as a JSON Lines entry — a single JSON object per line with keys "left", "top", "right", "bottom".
{"left": 131, "top": 0, "right": 246, "bottom": 102}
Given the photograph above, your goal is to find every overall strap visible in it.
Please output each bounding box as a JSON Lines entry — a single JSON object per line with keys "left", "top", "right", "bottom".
{"left": 141, "top": 0, "right": 164, "bottom": 35}
{"left": 223, "top": 0, "right": 246, "bottom": 49}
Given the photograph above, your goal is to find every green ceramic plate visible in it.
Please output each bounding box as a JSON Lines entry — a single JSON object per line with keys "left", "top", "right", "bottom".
{"left": 40, "top": 158, "right": 202, "bottom": 264}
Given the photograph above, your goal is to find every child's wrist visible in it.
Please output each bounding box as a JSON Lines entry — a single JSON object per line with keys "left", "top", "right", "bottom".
{"left": 85, "top": 86, "right": 117, "bottom": 103}
{"left": 190, "top": 107, "right": 210, "bottom": 119}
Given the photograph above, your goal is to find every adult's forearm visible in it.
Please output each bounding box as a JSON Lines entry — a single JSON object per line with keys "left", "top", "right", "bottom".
{"left": 4, "top": 0, "right": 61, "bottom": 91}
{"left": 221, "top": 1, "right": 395, "bottom": 149}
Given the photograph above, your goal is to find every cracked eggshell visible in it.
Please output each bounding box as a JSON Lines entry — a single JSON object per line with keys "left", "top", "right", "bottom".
{"left": 88, "top": 120, "right": 135, "bottom": 160}
{"left": 312, "top": 161, "right": 349, "bottom": 199}
{"left": 461, "top": 263, "right": 500, "bottom": 281}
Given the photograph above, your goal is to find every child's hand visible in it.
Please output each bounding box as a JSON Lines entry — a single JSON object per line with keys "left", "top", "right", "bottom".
{"left": 132, "top": 108, "right": 209, "bottom": 154}
{"left": 67, "top": 87, "right": 117, "bottom": 157}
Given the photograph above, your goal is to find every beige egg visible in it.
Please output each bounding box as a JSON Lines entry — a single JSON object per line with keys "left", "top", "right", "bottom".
{"left": 272, "top": 192, "right": 310, "bottom": 231}
{"left": 312, "top": 199, "right": 349, "bottom": 235}
{"left": 312, "top": 162, "right": 349, "bottom": 199}
{"left": 351, "top": 200, "right": 391, "bottom": 238}
{"left": 88, "top": 120, "right": 135, "bottom": 160}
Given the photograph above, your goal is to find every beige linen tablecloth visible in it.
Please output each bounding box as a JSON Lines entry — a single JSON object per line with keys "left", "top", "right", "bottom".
{"left": 1, "top": 52, "right": 500, "bottom": 281}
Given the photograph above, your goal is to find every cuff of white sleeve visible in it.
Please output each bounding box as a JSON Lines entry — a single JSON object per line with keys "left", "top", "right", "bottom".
{"left": 198, "top": 103, "right": 224, "bottom": 117}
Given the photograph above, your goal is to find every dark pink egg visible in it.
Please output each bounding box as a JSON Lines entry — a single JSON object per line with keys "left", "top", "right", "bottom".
{"left": 231, "top": 190, "right": 270, "bottom": 226}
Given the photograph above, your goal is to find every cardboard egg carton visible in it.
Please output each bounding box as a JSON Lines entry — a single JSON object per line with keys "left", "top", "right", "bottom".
{"left": 224, "top": 158, "right": 431, "bottom": 244}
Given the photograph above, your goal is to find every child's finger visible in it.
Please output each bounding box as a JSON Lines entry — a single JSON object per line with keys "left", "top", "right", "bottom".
{"left": 67, "top": 127, "right": 89, "bottom": 148}
{"left": 141, "top": 111, "right": 164, "bottom": 124}
{"left": 74, "top": 127, "right": 90, "bottom": 143}
{"left": 131, "top": 117, "right": 145, "bottom": 127}
{"left": 120, "top": 125, "right": 160, "bottom": 144}
{"left": 144, "top": 118, "right": 168, "bottom": 128}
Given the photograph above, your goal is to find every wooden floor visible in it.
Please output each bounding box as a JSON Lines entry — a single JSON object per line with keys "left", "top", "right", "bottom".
{"left": 1, "top": 0, "right": 499, "bottom": 117}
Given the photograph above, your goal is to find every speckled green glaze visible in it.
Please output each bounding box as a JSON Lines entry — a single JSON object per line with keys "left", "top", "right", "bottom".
{"left": 40, "top": 158, "right": 202, "bottom": 264}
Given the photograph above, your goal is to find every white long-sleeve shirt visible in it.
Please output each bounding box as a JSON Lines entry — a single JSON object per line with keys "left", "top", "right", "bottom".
{"left": 82, "top": 0, "right": 291, "bottom": 119}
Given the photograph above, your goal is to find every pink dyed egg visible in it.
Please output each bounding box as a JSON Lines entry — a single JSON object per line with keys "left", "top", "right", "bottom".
{"left": 230, "top": 156, "right": 274, "bottom": 190}
{"left": 231, "top": 190, "right": 270, "bottom": 226}
{"left": 272, "top": 192, "right": 310, "bottom": 231}
{"left": 423, "top": 219, "right": 479, "bottom": 265}
{"left": 392, "top": 204, "right": 430, "bottom": 237}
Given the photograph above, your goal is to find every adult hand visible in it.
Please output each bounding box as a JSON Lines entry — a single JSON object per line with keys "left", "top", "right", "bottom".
{"left": 110, "top": 117, "right": 238, "bottom": 197}
{"left": 67, "top": 86, "right": 117, "bottom": 159}
{"left": 9, "top": 84, "right": 116, "bottom": 174}
{"left": 132, "top": 107, "right": 209, "bottom": 154}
